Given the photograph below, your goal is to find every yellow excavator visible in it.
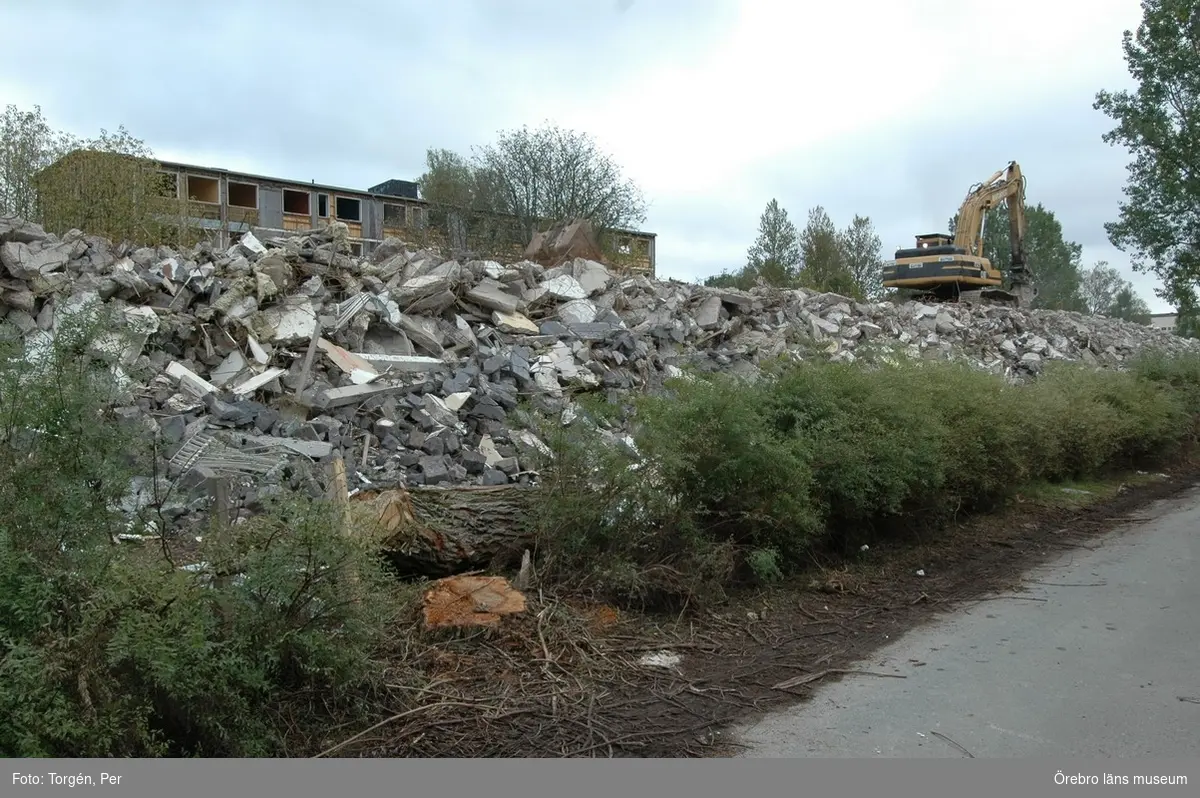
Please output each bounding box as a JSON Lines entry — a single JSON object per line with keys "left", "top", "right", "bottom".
{"left": 881, "top": 161, "right": 1037, "bottom": 307}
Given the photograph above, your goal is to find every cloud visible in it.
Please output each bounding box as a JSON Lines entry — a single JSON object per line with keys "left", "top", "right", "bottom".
{"left": 0, "top": 0, "right": 1173, "bottom": 311}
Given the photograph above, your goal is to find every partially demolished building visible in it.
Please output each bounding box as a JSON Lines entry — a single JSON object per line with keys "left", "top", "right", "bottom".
{"left": 41, "top": 152, "right": 658, "bottom": 275}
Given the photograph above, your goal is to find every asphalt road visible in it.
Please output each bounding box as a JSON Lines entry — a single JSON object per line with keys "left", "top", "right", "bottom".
{"left": 733, "top": 485, "right": 1200, "bottom": 758}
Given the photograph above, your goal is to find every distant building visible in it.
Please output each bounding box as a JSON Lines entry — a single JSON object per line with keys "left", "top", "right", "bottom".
{"left": 1148, "top": 312, "right": 1178, "bottom": 332}
{"left": 40, "top": 152, "right": 657, "bottom": 275}
{"left": 36, "top": 151, "right": 657, "bottom": 275}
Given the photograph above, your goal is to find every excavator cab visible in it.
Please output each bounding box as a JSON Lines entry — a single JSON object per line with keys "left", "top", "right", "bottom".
{"left": 914, "top": 234, "right": 953, "bottom": 249}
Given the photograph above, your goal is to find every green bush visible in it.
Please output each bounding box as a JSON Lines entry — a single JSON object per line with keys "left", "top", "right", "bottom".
{"left": 0, "top": 312, "right": 398, "bottom": 756}
{"left": 534, "top": 348, "right": 1200, "bottom": 606}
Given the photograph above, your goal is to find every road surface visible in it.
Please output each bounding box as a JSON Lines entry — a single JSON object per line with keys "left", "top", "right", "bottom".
{"left": 733, "top": 485, "right": 1200, "bottom": 757}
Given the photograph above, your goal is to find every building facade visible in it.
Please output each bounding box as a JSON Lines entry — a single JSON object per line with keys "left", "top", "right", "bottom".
{"left": 153, "top": 159, "right": 657, "bottom": 275}
{"left": 1148, "top": 312, "right": 1178, "bottom": 332}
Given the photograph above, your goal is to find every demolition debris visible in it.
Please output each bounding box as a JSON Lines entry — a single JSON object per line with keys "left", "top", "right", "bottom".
{"left": 2, "top": 214, "right": 1196, "bottom": 555}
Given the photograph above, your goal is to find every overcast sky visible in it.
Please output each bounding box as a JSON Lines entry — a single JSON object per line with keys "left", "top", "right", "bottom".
{"left": 0, "top": 0, "right": 1173, "bottom": 312}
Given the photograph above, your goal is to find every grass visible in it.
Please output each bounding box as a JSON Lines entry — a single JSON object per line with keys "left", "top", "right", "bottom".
{"left": 1015, "top": 473, "right": 1165, "bottom": 509}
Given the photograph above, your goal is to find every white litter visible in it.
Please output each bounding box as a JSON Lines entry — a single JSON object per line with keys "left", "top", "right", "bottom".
{"left": 638, "top": 650, "right": 682, "bottom": 669}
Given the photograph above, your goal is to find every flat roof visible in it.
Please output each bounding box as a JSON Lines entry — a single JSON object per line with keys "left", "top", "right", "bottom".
{"left": 157, "top": 158, "right": 656, "bottom": 238}
{"left": 158, "top": 159, "right": 410, "bottom": 205}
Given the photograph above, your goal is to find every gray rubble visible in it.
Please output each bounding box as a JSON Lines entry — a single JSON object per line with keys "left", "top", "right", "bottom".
{"left": 2, "top": 214, "right": 1196, "bottom": 527}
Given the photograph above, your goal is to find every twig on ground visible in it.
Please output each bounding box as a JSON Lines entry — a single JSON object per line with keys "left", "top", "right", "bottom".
{"left": 930, "top": 730, "right": 975, "bottom": 758}
{"left": 314, "top": 701, "right": 501, "bottom": 757}
{"left": 772, "top": 668, "right": 907, "bottom": 691}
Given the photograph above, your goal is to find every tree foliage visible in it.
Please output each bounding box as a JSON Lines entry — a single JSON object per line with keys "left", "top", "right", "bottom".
{"left": 745, "top": 198, "right": 801, "bottom": 285}
{"left": 1109, "top": 285, "right": 1154, "bottom": 324}
{"left": 417, "top": 122, "right": 647, "bottom": 254}
{"left": 950, "top": 203, "right": 1086, "bottom": 311}
{"left": 0, "top": 104, "right": 74, "bottom": 220}
{"left": 0, "top": 104, "right": 187, "bottom": 246}
{"left": 838, "top": 214, "right": 885, "bottom": 300}
{"left": 797, "top": 206, "right": 860, "bottom": 298}
{"left": 1094, "top": 0, "right": 1200, "bottom": 310}
{"left": 1079, "top": 260, "right": 1153, "bottom": 322}
{"left": 706, "top": 203, "right": 880, "bottom": 299}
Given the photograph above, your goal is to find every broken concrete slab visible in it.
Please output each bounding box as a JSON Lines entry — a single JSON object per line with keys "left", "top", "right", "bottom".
{"left": 466, "top": 279, "right": 522, "bottom": 314}
{"left": 315, "top": 383, "right": 405, "bottom": 411}
{"left": 318, "top": 338, "right": 380, "bottom": 385}
{"left": 166, "top": 361, "right": 218, "bottom": 397}
{"left": 541, "top": 274, "right": 588, "bottom": 302}
{"left": 230, "top": 367, "right": 287, "bottom": 399}
{"left": 493, "top": 310, "right": 539, "bottom": 335}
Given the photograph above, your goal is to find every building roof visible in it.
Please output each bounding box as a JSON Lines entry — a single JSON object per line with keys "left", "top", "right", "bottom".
{"left": 43, "top": 151, "right": 657, "bottom": 238}
{"left": 156, "top": 159, "right": 416, "bottom": 205}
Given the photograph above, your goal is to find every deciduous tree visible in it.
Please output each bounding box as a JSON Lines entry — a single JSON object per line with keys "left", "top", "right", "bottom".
{"left": 950, "top": 204, "right": 1085, "bottom": 311}
{"left": 1094, "top": 0, "right": 1200, "bottom": 312}
{"left": 1108, "top": 285, "right": 1154, "bottom": 324}
{"left": 0, "top": 104, "right": 74, "bottom": 220}
{"left": 1, "top": 105, "right": 186, "bottom": 246}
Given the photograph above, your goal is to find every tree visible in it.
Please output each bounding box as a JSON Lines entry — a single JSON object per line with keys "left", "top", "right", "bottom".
{"left": 838, "top": 214, "right": 884, "bottom": 300}
{"left": 36, "top": 126, "right": 188, "bottom": 246}
{"left": 949, "top": 203, "right": 1086, "bottom": 311}
{"left": 1, "top": 104, "right": 186, "bottom": 245}
{"left": 1078, "top": 260, "right": 1156, "bottom": 323}
{"left": 417, "top": 148, "right": 503, "bottom": 249}
{"left": 745, "top": 199, "right": 801, "bottom": 286}
{"left": 418, "top": 122, "right": 646, "bottom": 255}
{"left": 1079, "top": 261, "right": 1125, "bottom": 315}
{"left": 1094, "top": 0, "right": 1200, "bottom": 313}
{"left": 474, "top": 122, "right": 646, "bottom": 236}
{"left": 1108, "top": 285, "right": 1154, "bottom": 324}
{"left": 0, "top": 104, "right": 75, "bottom": 220}
{"left": 1174, "top": 295, "right": 1200, "bottom": 338}
{"left": 796, "top": 206, "right": 860, "bottom": 298}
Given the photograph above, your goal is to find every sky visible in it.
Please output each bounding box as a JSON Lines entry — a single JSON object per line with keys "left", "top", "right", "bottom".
{"left": 0, "top": 0, "right": 1174, "bottom": 313}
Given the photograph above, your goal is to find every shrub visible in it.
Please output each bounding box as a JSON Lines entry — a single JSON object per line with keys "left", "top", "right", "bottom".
{"left": 0, "top": 312, "right": 398, "bottom": 756}
{"left": 532, "top": 347, "right": 1200, "bottom": 605}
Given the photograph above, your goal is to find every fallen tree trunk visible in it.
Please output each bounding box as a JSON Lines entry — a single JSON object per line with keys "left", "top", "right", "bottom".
{"left": 350, "top": 484, "right": 539, "bottom": 577}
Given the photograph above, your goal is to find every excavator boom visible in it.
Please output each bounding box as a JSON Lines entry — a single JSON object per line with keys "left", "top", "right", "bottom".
{"left": 882, "top": 160, "right": 1037, "bottom": 307}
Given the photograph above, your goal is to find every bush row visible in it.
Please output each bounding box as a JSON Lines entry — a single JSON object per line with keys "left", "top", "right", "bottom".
{"left": 530, "top": 349, "right": 1200, "bottom": 606}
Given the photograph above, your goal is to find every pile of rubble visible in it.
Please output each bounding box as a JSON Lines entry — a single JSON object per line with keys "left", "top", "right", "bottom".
{"left": 3, "top": 215, "right": 1196, "bottom": 504}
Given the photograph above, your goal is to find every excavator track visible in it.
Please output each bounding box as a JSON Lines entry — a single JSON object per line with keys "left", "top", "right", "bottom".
{"left": 911, "top": 288, "right": 1025, "bottom": 308}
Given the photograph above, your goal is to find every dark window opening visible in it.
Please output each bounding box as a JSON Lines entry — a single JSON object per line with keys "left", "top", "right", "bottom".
{"left": 187, "top": 175, "right": 219, "bottom": 203}
{"left": 317, "top": 193, "right": 329, "bottom": 217}
{"left": 283, "top": 189, "right": 310, "bottom": 215}
{"left": 348, "top": 242, "right": 363, "bottom": 257}
{"left": 228, "top": 181, "right": 258, "bottom": 209}
{"left": 383, "top": 204, "right": 407, "bottom": 226}
{"left": 335, "top": 196, "right": 361, "bottom": 222}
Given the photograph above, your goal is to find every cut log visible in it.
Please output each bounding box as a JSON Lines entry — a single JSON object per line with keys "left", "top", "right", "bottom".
{"left": 350, "top": 484, "right": 538, "bottom": 577}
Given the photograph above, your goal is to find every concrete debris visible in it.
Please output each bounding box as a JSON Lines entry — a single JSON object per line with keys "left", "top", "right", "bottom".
{"left": 0, "top": 213, "right": 1196, "bottom": 539}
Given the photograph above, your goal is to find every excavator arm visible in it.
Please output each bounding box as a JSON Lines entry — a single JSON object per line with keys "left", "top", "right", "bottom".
{"left": 953, "top": 161, "right": 1036, "bottom": 302}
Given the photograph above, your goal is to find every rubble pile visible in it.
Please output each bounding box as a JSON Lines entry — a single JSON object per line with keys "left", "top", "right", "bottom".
{"left": 3, "top": 215, "right": 1196, "bottom": 509}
